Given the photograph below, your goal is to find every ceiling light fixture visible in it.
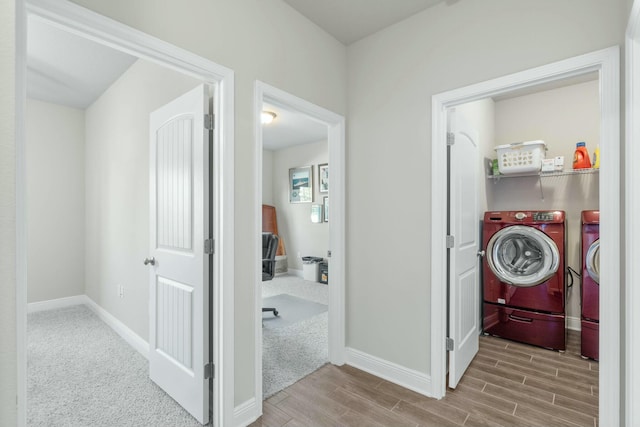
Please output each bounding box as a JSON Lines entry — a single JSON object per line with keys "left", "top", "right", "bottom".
{"left": 261, "top": 111, "right": 277, "bottom": 125}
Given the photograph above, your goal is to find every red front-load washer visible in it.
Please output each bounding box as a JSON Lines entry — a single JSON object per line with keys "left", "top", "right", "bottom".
{"left": 483, "top": 211, "right": 566, "bottom": 350}
{"left": 581, "top": 210, "right": 599, "bottom": 360}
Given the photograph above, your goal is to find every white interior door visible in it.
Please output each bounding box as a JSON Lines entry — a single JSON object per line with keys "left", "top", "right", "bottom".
{"left": 148, "top": 84, "right": 211, "bottom": 424}
{"left": 447, "top": 109, "right": 480, "bottom": 389}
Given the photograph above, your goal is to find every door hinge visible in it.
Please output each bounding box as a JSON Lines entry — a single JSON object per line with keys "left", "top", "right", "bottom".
{"left": 446, "top": 337, "right": 454, "bottom": 351}
{"left": 204, "top": 113, "right": 215, "bottom": 130}
{"left": 204, "top": 239, "right": 214, "bottom": 255}
{"left": 447, "top": 132, "right": 455, "bottom": 146}
{"left": 204, "top": 363, "right": 215, "bottom": 379}
{"left": 327, "top": 250, "right": 332, "bottom": 258}
{"left": 446, "top": 235, "right": 455, "bottom": 249}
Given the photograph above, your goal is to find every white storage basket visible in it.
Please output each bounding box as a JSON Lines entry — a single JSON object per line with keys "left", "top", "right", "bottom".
{"left": 495, "top": 140, "right": 546, "bottom": 174}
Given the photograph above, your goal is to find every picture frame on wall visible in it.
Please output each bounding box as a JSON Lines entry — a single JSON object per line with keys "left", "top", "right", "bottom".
{"left": 311, "top": 204, "right": 323, "bottom": 223}
{"left": 289, "top": 165, "right": 313, "bottom": 203}
{"left": 318, "top": 163, "right": 329, "bottom": 193}
{"left": 323, "top": 196, "right": 329, "bottom": 222}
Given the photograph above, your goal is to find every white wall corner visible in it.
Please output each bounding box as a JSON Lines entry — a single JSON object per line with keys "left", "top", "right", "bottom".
{"left": 345, "top": 347, "right": 434, "bottom": 398}
{"left": 26, "top": 294, "right": 149, "bottom": 359}
{"left": 83, "top": 297, "right": 150, "bottom": 359}
{"left": 232, "top": 398, "right": 260, "bottom": 427}
{"left": 27, "top": 295, "right": 88, "bottom": 313}
{"left": 288, "top": 268, "right": 303, "bottom": 278}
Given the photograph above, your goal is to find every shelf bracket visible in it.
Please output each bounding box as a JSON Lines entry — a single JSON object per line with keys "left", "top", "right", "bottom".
{"left": 538, "top": 175, "right": 544, "bottom": 201}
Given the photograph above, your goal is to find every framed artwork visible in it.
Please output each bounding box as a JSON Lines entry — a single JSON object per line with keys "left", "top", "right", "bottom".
{"left": 289, "top": 165, "right": 313, "bottom": 203}
{"left": 318, "top": 163, "right": 329, "bottom": 193}
{"left": 311, "top": 204, "right": 323, "bottom": 223}
{"left": 323, "top": 196, "right": 329, "bottom": 222}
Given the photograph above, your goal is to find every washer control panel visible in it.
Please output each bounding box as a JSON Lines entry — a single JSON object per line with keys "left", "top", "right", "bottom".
{"left": 514, "top": 212, "right": 527, "bottom": 220}
{"left": 533, "top": 211, "right": 556, "bottom": 222}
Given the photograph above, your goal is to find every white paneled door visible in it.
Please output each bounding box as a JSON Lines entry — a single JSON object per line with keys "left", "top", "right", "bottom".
{"left": 148, "top": 84, "right": 211, "bottom": 424}
{"left": 447, "top": 110, "right": 480, "bottom": 389}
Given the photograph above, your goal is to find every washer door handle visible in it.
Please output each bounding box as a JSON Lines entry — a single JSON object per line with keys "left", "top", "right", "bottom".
{"left": 477, "top": 250, "right": 486, "bottom": 257}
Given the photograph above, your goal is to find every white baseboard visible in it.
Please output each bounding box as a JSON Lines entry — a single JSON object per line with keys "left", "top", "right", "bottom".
{"left": 83, "top": 297, "right": 149, "bottom": 359}
{"left": 345, "top": 347, "right": 433, "bottom": 398}
{"left": 567, "top": 315, "right": 581, "bottom": 331}
{"left": 233, "top": 397, "right": 260, "bottom": 427}
{"left": 27, "top": 294, "right": 150, "bottom": 358}
{"left": 27, "top": 295, "right": 88, "bottom": 313}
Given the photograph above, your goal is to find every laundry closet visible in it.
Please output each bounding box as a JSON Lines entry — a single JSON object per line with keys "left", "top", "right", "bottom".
{"left": 457, "top": 74, "right": 600, "bottom": 359}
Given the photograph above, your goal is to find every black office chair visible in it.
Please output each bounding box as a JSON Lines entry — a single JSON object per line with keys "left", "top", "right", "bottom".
{"left": 262, "top": 232, "right": 279, "bottom": 316}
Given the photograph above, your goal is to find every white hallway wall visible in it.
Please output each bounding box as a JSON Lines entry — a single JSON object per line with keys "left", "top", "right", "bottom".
{"left": 26, "top": 99, "right": 85, "bottom": 303}
{"left": 85, "top": 59, "right": 200, "bottom": 341}
{"left": 71, "top": 0, "right": 347, "bottom": 406}
{"left": 346, "top": 0, "right": 624, "bottom": 377}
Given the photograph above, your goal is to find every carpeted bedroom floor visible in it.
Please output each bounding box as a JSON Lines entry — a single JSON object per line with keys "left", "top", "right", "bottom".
{"left": 261, "top": 274, "right": 329, "bottom": 398}
{"left": 27, "top": 305, "right": 202, "bottom": 426}
{"left": 27, "top": 274, "right": 328, "bottom": 424}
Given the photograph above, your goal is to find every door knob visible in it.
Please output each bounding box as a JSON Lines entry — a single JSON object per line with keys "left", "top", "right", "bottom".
{"left": 144, "top": 257, "right": 156, "bottom": 266}
{"left": 477, "top": 250, "right": 486, "bottom": 257}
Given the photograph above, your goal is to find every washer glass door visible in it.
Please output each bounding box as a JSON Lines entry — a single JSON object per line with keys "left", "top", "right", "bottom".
{"left": 586, "top": 238, "right": 600, "bottom": 284}
{"left": 487, "top": 225, "right": 560, "bottom": 287}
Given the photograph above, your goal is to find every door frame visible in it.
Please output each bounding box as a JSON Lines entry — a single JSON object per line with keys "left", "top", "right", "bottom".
{"left": 626, "top": 2, "right": 640, "bottom": 425}
{"left": 252, "top": 81, "right": 346, "bottom": 417}
{"left": 430, "top": 47, "right": 620, "bottom": 425}
{"left": 15, "top": 1, "right": 235, "bottom": 426}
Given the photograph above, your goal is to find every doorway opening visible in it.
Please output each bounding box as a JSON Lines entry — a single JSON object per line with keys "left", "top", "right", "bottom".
{"left": 260, "top": 99, "right": 329, "bottom": 398}
{"left": 431, "top": 46, "right": 620, "bottom": 426}
{"left": 252, "top": 81, "right": 346, "bottom": 418}
{"left": 16, "top": 1, "right": 235, "bottom": 425}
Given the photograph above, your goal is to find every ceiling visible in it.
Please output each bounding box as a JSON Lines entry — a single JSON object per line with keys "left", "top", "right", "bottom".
{"left": 27, "top": 0, "right": 587, "bottom": 152}
{"left": 282, "top": 0, "right": 448, "bottom": 45}
{"left": 27, "top": 16, "right": 136, "bottom": 109}
{"left": 26, "top": 18, "right": 326, "bottom": 150}
{"left": 26, "top": 0, "right": 453, "bottom": 110}
{"left": 262, "top": 101, "right": 328, "bottom": 151}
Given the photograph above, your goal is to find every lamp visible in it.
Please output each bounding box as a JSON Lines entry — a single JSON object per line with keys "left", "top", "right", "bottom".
{"left": 261, "top": 111, "right": 277, "bottom": 125}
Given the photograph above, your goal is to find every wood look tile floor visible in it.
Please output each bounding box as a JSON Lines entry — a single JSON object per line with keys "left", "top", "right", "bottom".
{"left": 249, "top": 331, "right": 598, "bottom": 427}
